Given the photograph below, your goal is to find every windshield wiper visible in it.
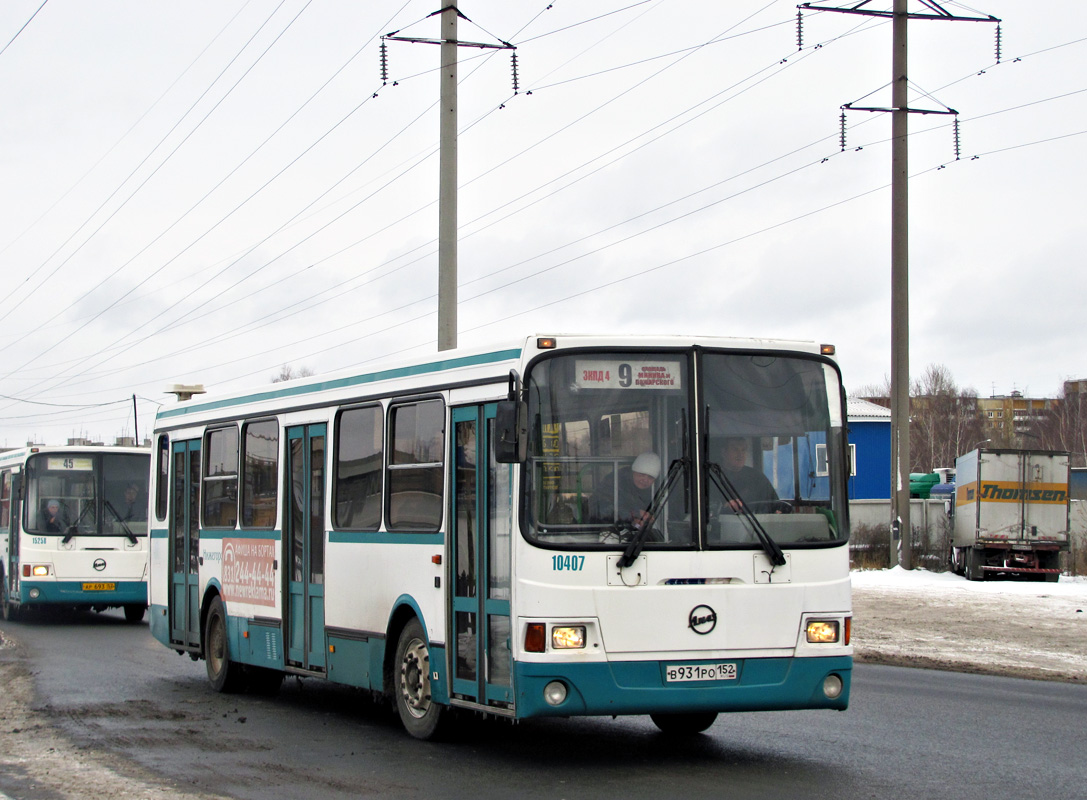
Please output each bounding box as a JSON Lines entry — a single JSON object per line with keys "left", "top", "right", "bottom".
{"left": 617, "top": 457, "right": 689, "bottom": 568}
{"left": 62, "top": 500, "right": 96, "bottom": 544}
{"left": 104, "top": 500, "right": 138, "bottom": 545}
{"left": 706, "top": 461, "right": 786, "bottom": 568}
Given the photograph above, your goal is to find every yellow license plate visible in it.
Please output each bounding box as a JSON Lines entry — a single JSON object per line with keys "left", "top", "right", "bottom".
{"left": 82, "top": 582, "right": 116, "bottom": 591}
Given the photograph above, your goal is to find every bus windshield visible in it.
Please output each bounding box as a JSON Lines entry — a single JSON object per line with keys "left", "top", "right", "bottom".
{"left": 523, "top": 349, "right": 847, "bottom": 551}
{"left": 24, "top": 452, "right": 150, "bottom": 537}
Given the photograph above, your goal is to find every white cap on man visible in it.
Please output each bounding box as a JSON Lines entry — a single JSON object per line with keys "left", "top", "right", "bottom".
{"left": 632, "top": 452, "right": 661, "bottom": 480}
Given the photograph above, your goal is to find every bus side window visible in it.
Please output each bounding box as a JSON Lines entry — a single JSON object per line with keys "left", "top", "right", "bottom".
{"left": 1, "top": 471, "right": 10, "bottom": 528}
{"left": 241, "top": 420, "right": 279, "bottom": 529}
{"left": 334, "top": 405, "right": 383, "bottom": 530}
{"left": 203, "top": 426, "right": 239, "bottom": 528}
{"left": 155, "top": 435, "right": 169, "bottom": 521}
{"left": 387, "top": 399, "right": 444, "bottom": 532}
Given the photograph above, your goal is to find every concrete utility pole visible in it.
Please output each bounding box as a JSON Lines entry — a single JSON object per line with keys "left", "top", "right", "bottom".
{"left": 383, "top": 7, "right": 516, "bottom": 353}
{"left": 798, "top": 0, "right": 999, "bottom": 569}
{"left": 437, "top": 6, "right": 458, "bottom": 352}
{"left": 890, "top": 0, "right": 911, "bottom": 569}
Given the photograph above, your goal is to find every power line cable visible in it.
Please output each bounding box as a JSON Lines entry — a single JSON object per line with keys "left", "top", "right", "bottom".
{"left": 0, "top": 1, "right": 296, "bottom": 329}
{"left": 0, "top": 1, "right": 257, "bottom": 305}
{"left": 0, "top": 0, "right": 47, "bottom": 59}
{"left": 4, "top": 12, "right": 1082, "bottom": 421}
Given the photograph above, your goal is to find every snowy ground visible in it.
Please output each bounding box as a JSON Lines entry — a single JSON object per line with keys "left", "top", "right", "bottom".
{"left": 850, "top": 568, "right": 1087, "bottom": 683}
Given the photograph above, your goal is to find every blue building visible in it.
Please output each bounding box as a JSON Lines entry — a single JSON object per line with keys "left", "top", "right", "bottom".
{"left": 846, "top": 398, "right": 891, "bottom": 500}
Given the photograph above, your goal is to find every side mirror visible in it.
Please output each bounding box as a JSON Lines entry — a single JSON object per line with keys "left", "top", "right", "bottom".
{"left": 494, "top": 400, "right": 528, "bottom": 464}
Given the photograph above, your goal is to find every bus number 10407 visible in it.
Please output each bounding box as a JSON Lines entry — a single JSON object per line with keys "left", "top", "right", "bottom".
{"left": 552, "top": 554, "right": 585, "bottom": 571}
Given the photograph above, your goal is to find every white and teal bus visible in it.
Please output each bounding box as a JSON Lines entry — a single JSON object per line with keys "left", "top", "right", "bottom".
{"left": 148, "top": 334, "right": 852, "bottom": 738}
{"left": 1, "top": 445, "right": 151, "bottom": 623}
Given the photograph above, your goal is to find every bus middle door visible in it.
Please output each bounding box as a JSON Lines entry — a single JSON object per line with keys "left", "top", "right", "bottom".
{"left": 451, "top": 405, "right": 513, "bottom": 711}
{"left": 284, "top": 424, "right": 326, "bottom": 673}
{"left": 169, "top": 440, "right": 201, "bottom": 649}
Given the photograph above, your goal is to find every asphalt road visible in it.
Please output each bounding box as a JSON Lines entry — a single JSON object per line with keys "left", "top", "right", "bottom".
{"left": 3, "top": 608, "right": 1086, "bottom": 800}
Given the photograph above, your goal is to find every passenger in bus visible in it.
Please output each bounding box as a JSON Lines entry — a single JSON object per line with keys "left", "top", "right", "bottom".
{"left": 716, "top": 437, "right": 779, "bottom": 512}
{"left": 43, "top": 499, "right": 67, "bottom": 532}
{"left": 120, "top": 482, "right": 146, "bottom": 521}
{"left": 591, "top": 452, "right": 660, "bottom": 529}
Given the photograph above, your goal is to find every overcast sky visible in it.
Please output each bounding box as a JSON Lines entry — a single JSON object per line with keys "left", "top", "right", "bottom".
{"left": 0, "top": 1, "right": 1084, "bottom": 446}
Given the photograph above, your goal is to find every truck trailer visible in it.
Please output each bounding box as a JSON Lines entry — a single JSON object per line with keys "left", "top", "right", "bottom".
{"left": 950, "top": 448, "right": 1070, "bottom": 581}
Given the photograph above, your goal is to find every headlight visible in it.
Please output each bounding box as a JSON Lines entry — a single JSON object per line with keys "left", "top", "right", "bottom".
{"left": 551, "top": 626, "right": 586, "bottom": 649}
{"left": 544, "top": 681, "right": 568, "bottom": 706}
{"left": 31, "top": 564, "right": 51, "bottom": 577}
{"left": 823, "top": 674, "right": 844, "bottom": 699}
{"left": 806, "top": 620, "right": 840, "bottom": 644}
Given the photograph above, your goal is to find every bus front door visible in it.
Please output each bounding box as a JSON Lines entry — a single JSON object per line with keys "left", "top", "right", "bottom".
{"left": 170, "top": 440, "right": 201, "bottom": 649}
{"left": 2, "top": 471, "right": 19, "bottom": 612}
{"left": 451, "top": 405, "right": 514, "bottom": 710}
{"left": 284, "top": 424, "right": 326, "bottom": 673}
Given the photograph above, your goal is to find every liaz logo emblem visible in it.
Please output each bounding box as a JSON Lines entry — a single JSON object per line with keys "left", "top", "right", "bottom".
{"left": 688, "top": 604, "right": 717, "bottom": 635}
{"left": 93, "top": 558, "right": 107, "bottom": 572}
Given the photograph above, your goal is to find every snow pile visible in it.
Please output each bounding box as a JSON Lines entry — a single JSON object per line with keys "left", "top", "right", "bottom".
{"left": 852, "top": 565, "right": 1087, "bottom": 596}
{"left": 849, "top": 568, "right": 1087, "bottom": 682}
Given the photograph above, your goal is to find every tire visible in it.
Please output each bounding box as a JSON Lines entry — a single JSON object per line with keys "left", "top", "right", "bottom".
{"left": 650, "top": 711, "right": 718, "bottom": 735}
{"left": 204, "top": 596, "right": 245, "bottom": 693}
{"left": 394, "top": 617, "right": 447, "bottom": 740}
{"left": 246, "top": 666, "right": 284, "bottom": 696}
{"left": 964, "top": 547, "right": 985, "bottom": 582}
{"left": 1, "top": 573, "right": 21, "bottom": 622}
{"left": 123, "top": 604, "right": 146, "bottom": 623}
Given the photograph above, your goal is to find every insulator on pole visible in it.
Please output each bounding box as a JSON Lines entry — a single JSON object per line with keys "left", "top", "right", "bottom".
{"left": 953, "top": 115, "right": 961, "bottom": 161}
{"left": 796, "top": 10, "right": 803, "bottom": 51}
{"left": 380, "top": 38, "right": 389, "bottom": 84}
{"left": 994, "top": 24, "right": 1002, "bottom": 64}
{"left": 511, "top": 51, "right": 519, "bottom": 93}
{"left": 839, "top": 111, "right": 847, "bottom": 151}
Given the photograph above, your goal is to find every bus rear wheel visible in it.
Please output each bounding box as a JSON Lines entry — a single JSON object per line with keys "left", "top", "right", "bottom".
{"left": 123, "top": 604, "right": 146, "bottom": 623}
{"left": 394, "top": 618, "right": 447, "bottom": 740}
{"left": 650, "top": 711, "right": 718, "bottom": 735}
{"left": 205, "top": 596, "right": 245, "bottom": 693}
{"left": 246, "top": 666, "right": 284, "bottom": 696}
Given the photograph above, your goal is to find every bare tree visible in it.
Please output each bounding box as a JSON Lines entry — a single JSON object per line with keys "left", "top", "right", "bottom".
{"left": 1036, "top": 385, "right": 1087, "bottom": 467}
{"left": 849, "top": 376, "right": 891, "bottom": 400}
{"left": 907, "top": 364, "right": 985, "bottom": 472}
{"left": 272, "top": 364, "right": 316, "bottom": 383}
{"left": 855, "top": 365, "right": 985, "bottom": 473}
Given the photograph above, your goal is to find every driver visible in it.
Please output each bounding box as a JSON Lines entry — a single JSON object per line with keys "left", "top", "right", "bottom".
{"left": 43, "top": 499, "right": 66, "bottom": 532}
{"left": 591, "top": 452, "right": 660, "bottom": 529}
{"left": 716, "top": 437, "right": 779, "bottom": 512}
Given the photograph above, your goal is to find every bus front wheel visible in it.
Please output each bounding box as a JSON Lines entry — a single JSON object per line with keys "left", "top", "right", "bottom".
{"left": 650, "top": 711, "right": 718, "bottom": 735}
{"left": 1, "top": 574, "right": 20, "bottom": 622}
{"left": 394, "top": 618, "right": 447, "bottom": 740}
{"left": 205, "top": 596, "right": 245, "bottom": 693}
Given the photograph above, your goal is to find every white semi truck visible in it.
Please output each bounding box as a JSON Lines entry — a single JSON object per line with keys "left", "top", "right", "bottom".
{"left": 950, "top": 448, "right": 1070, "bottom": 581}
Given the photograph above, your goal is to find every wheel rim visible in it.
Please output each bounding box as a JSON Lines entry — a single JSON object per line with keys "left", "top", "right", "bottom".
{"left": 399, "top": 636, "right": 431, "bottom": 719}
{"left": 208, "top": 614, "right": 226, "bottom": 675}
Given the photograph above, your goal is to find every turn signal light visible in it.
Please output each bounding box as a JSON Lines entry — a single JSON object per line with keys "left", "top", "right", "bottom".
{"left": 525, "top": 623, "right": 546, "bottom": 653}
